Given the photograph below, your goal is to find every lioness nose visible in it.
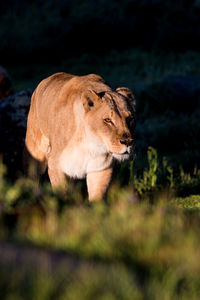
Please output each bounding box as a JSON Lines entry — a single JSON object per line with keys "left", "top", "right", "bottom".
{"left": 120, "top": 134, "right": 134, "bottom": 146}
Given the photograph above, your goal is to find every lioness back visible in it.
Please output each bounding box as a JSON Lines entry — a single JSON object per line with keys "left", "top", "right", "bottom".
{"left": 25, "top": 72, "right": 136, "bottom": 201}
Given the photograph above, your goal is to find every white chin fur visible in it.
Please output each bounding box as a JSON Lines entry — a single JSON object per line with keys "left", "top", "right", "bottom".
{"left": 112, "top": 153, "right": 130, "bottom": 162}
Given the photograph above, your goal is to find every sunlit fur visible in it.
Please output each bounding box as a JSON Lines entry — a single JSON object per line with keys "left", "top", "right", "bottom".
{"left": 25, "top": 72, "right": 136, "bottom": 201}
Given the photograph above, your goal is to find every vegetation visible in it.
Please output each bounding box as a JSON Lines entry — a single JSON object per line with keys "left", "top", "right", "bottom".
{"left": 1, "top": 145, "right": 200, "bottom": 299}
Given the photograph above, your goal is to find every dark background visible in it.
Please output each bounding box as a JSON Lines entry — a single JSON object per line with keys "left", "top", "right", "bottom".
{"left": 1, "top": 0, "right": 200, "bottom": 175}
{"left": 1, "top": 0, "right": 200, "bottom": 62}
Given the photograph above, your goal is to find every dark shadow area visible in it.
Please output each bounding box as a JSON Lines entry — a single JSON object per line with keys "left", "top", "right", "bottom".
{"left": 1, "top": 0, "right": 200, "bottom": 64}
{"left": 0, "top": 90, "right": 32, "bottom": 179}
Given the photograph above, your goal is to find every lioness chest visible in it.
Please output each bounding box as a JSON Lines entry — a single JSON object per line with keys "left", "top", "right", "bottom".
{"left": 59, "top": 143, "right": 113, "bottom": 179}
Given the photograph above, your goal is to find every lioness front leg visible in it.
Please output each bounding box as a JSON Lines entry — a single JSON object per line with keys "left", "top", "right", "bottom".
{"left": 48, "top": 166, "right": 66, "bottom": 190}
{"left": 86, "top": 167, "right": 113, "bottom": 201}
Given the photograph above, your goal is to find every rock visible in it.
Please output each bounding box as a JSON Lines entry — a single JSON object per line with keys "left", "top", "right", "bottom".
{"left": 0, "top": 66, "right": 14, "bottom": 100}
{"left": 0, "top": 90, "right": 33, "bottom": 178}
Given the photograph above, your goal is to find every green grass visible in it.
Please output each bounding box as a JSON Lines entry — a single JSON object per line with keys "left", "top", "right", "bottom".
{"left": 174, "top": 195, "right": 200, "bottom": 209}
{"left": 1, "top": 189, "right": 200, "bottom": 299}
{"left": 1, "top": 147, "right": 200, "bottom": 299}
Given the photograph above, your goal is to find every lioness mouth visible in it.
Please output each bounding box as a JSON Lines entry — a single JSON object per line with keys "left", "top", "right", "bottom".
{"left": 123, "top": 151, "right": 129, "bottom": 155}
{"left": 112, "top": 151, "right": 130, "bottom": 156}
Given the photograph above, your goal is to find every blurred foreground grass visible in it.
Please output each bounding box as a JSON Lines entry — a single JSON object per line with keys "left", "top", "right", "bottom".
{"left": 1, "top": 148, "right": 200, "bottom": 299}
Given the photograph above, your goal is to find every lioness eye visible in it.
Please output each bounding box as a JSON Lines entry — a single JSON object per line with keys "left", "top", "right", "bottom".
{"left": 104, "top": 118, "right": 113, "bottom": 124}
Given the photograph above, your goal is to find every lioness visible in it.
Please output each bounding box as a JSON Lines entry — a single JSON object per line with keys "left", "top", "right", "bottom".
{"left": 25, "top": 73, "right": 136, "bottom": 201}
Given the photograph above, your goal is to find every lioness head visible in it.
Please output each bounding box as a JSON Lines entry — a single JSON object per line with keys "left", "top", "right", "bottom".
{"left": 81, "top": 87, "right": 136, "bottom": 161}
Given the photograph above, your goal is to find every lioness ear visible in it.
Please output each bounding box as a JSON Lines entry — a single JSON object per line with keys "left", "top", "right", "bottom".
{"left": 116, "top": 87, "right": 136, "bottom": 110}
{"left": 81, "top": 90, "right": 99, "bottom": 112}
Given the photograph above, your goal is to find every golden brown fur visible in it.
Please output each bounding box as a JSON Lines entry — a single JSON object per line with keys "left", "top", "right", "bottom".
{"left": 25, "top": 72, "right": 136, "bottom": 201}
